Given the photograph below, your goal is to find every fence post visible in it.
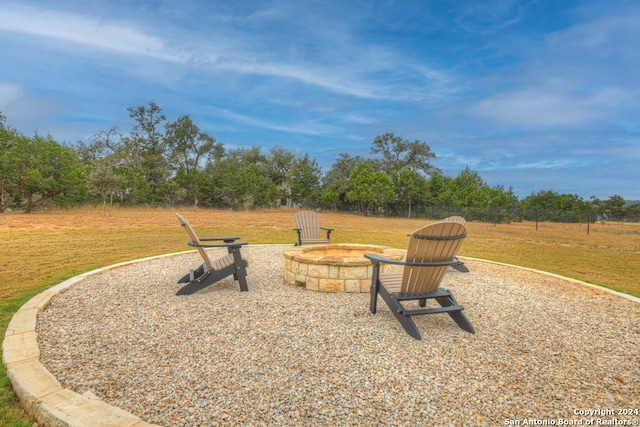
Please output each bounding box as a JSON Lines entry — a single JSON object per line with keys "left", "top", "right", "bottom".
{"left": 536, "top": 210, "right": 539, "bottom": 231}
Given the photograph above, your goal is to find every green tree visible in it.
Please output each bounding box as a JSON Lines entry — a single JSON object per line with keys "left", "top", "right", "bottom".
{"left": 126, "top": 102, "right": 168, "bottom": 203}
{"left": 203, "top": 146, "right": 279, "bottom": 209}
{"left": 0, "top": 126, "right": 30, "bottom": 212}
{"left": 87, "top": 161, "right": 123, "bottom": 216}
{"left": 78, "top": 127, "right": 122, "bottom": 165}
{"left": 323, "top": 153, "right": 364, "bottom": 203}
{"left": 487, "top": 185, "right": 519, "bottom": 209}
{"left": 21, "top": 136, "right": 85, "bottom": 213}
{"left": 625, "top": 201, "right": 640, "bottom": 217}
{"left": 290, "top": 154, "right": 321, "bottom": 207}
{"left": 523, "top": 190, "right": 589, "bottom": 211}
{"left": 320, "top": 183, "right": 340, "bottom": 210}
{"left": 427, "top": 171, "right": 454, "bottom": 206}
{"left": 347, "top": 162, "right": 393, "bottom": 216}
{"left": 392, "top": 167, "right": 428, "bottom": 217}
{"left": 87, "top": 121, "right": 151, "bottom": 205}
{"left": 591, "top": 195, "right": 627, "bottom": 221}
{"left": 451, "top": 167, "right": 490, "bottom": 207}
{"left": 165, "top": 115, "right": 221, "bottom": 206}
{"left": 264, "top": 146, "right": 296, "bottom": 187}
{"left": 263, "top": 146, "right": 297, "bottom": 207}
{"left": 371, "top": 132, "right": 438, "bottom": 175}
{"left": 602, "top": 195, "right": 626, "bottom": 212}
{"left": 433, "top": 167, "right": 489, "bottom": 207}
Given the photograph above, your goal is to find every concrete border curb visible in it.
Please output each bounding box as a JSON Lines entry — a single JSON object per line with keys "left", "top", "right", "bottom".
{"left": 3, "top": 251, "right": 638, "bottom": 426}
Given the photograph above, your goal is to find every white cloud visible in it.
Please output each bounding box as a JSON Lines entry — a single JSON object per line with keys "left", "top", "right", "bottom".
{"left": 207, "top": 57, "right": 383, "bottom": 99}
{"left": 468, "top": 84, "right": 630, "bottom": 129}
{"left": 208, "top": 107, "right": 342, "bottom": 137}
{"left": 0, "top": 4, "right": 187, "bottom": 62}
{"left": 545, "top": 6, "right": 640, "bottom": 60}
{"left": 453, "top": 0, "right": 532, "bottom": 34}
{"left": 0, "top": 82, "right": 70, "bottom": 134}
{"left": 0, "top": 83, "right": 22, "bottom": 108}
{"left": 0, "top": 3, "right": 453, "bottom": 103}
{"left": 506, "top": 158, "right": 592, "bottom": 170}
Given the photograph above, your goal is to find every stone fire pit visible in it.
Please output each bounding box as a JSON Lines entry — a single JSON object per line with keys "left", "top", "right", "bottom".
{"left": 283, "top": 243, "right": 405, "bottom": 292}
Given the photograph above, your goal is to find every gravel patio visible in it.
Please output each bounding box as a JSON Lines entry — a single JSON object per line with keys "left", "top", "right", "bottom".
{"left": 36, "top": 244, "right": 640, "bottom": 426}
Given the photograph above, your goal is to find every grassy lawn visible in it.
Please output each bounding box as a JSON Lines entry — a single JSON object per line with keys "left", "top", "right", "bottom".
{"left": 1, "top": 206, "right": 639, "bottom": 425}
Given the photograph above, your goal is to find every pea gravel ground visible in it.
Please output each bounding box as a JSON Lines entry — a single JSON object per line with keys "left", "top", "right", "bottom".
{"left": 36, "top": 245, "right": 640, "bottom": 427}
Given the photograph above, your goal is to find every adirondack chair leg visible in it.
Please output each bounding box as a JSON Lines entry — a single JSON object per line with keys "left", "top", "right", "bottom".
{"left": 237, "top": 273, "right": 248, "bottom": 292}
{"left": 388, "top": 295, "right": 422, "bottom": 340}
{"left": 176, "top": 270, "right": 215, "bottom": 295}
{"left": 231, "top": 249, "right": 248, "bottom": 292}
{"left": 377, "top": 287, "right": 422, "bottom": 339}
{"left": 370, "top": 284, "right": 378, "bottom": 314}
{"left": 435, "top": 294, "right": 475, "bottom": 334}
{"left": 369, "top": 262, "right": 381, "bottom": 314}
{"left": 448, "top": 311, "right": 475, "bottom": 334}
{"left": 394, "top": 312, "right": 421, "bottom": 339}
{"left": 234, "top": 261, "right": 249, "bottom": 292}
{"left": 176, "top": 282, "right": 203, "bottom": 295}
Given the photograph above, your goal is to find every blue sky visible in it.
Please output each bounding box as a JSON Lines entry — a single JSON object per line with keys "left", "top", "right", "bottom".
{"left": 1, "top": 0, "right": 639, "bottom": 200}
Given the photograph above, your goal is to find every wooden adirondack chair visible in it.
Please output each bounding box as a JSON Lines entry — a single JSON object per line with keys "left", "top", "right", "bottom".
{"left": 365, "top": 221, "right": 475, "bottom": 340}
{"left": 175, "top": 213, "right": 249, "bottom": 295}
{"left": 293, "top": 210, "right": 333, "bottom": 245}
{"left": 441, "top": 216, "right": 469, "bottom": 272}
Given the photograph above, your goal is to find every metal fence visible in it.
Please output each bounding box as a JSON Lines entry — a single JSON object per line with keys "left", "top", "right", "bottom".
{"left": 329, "top": 203, "right": 640, "bottom": 233}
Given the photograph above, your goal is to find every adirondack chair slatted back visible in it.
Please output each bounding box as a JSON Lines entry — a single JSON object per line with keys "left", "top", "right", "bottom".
{"left": 442, "top": 215, "right": 466, "bottom": 226}
{"left": 401, "top": 222, "right": 466, "bottom": 294}
{"left": 176, "top": 213, "right": 214, "bottom": 270}
{"left": 295, "top": 211, "right": 321, "bottom": 240}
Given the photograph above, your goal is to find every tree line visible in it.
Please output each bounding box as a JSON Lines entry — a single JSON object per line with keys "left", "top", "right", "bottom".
{"left": 1, "top": 103, "right": 638, "bottom": 218}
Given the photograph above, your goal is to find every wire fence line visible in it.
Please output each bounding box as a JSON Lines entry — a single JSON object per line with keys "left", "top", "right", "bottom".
{"left": 326, "top": 203, "right": 640, "bottom": 234}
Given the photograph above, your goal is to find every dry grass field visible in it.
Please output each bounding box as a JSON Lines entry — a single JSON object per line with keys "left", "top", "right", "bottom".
{"left": 1, "top": 206, "right": 639, "bottom": 426}
{"left": 1, "top": 206, "right": 639, "bottom": 301}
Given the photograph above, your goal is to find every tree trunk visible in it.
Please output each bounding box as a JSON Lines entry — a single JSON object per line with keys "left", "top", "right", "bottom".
{"left": 24, "top": 191, "right": 34, "bottom": 213}
{"left": 0, "top": 177, "right": 23, "bottom": 213}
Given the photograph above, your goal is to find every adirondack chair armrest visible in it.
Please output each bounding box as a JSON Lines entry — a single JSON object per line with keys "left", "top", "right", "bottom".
{"left": 320, "top": 227, "right": 333, "bottom": 238}
{"left": 199, "top": 236, "right": 241, "bottom": 243}
{"left": 364, "top": 253, "right": 461, "bottom": 268}
{"left": 188, "top": 240, "right": 248, "bottom": 249}
{"left": 364, "top": 253, "right": 405, "bottom": 266}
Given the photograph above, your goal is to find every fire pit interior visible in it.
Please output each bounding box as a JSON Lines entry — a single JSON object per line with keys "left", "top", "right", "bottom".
{"left": 283, "top": 243, "right": 405, "bottom": 292}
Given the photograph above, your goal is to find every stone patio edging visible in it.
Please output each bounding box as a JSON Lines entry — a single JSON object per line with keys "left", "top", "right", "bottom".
{"left": 3, "top": 249, "right": 639, "bottom": 427}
